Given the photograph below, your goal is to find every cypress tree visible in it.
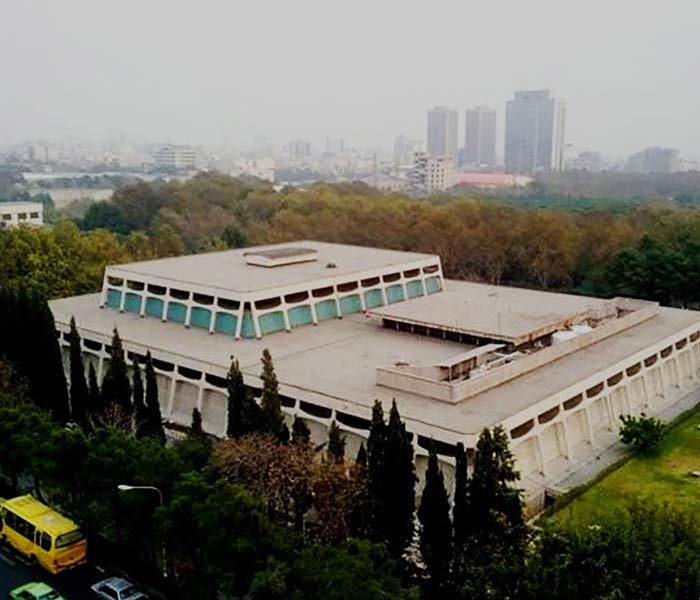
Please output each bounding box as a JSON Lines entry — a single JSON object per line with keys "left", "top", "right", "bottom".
{"left": 226, "top": 357, "right": 261, "bottom": 437}
{"left": 383, "top": 399, "right": 416, "bottom": 559}
{"left": 356, "top": 442, "right": 368, "bottom": 467}
{"left": 470, "top": 426, "right": 525, "bottom": 551}
{"left": 143, "top": 352, "right": 165, "bottom": 445}
{"left": 367, "top": 400, "right": 387, "bottom": 543}
{"left": 453, "top": 442, "right": 470, "bottom": 550}
{"left": 418, "top": 444, "right": 453, "bottom": 589}
{"left": 101, "top": 328, "right": 132, "bottom": 416}
{"left": 87, "top": 362, "right": 101, "bottom": 421}
{"left": 190, "top": 407, "right": 204, "bottom": 438}
{"left": 327, "top": 420, "right": 345, "bottom": 463}
{"left": 67, "top": 316, "right": 89, "bottom": 429}
{"left": 260, "top": 349, "right": 288, "bottom": 443}
{"left": 132, "top": 358, "right": 147, "bottom": 436}
{"left": 291, "top": 416, "right": 311, "bottom": 446}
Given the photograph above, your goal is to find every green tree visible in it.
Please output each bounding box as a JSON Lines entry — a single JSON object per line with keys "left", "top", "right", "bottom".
{"left": 356, "top": 443, "right": 367, "bottom": 467}
{"left": 141, "top": 351, "right": 165, "bottom": 445}
{"left": 453, "top": 442, "right": 470, "bottom": 550}
{"left": 67, "top": 316, "right": 90, "bottom": 429}
{"left": 260, "top": 349, "right": 288, "bottom": 443}
{"left": 327, "top": 420, "right": 345, "bottom": 464}
{"left": 367, "top": 400, "right": 387, "bottom": 544}
{"left": 87, "top": 361, "right": 102, "bottom": 421}
{"left": 418, "top": 445, "right": 453, "bottom": 593}
{"left": 291, "top": 416, "right": 311, "bottom": 446}
{"left": 132, "top": 358, "right": 147, "bottom": 435}
{"left": 226, "top": 357, "right": 262, "bottom": 437}
{"left": 619, "top": 413, "right": 666, "bottom": 453}
{"left": 101, "top": 328, "right": 132, "bottom": 416}
{"left": 191, "top": 407, "right": 204, "bottom": 438}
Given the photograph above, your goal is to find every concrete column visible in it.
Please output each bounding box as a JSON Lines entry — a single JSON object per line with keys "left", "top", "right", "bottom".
{"left": 419, "top": 278, "right": 427, "bottom": 296}
{"left": 195, "top": 382, "right": 204, "bottom": 412}
{"left": 604, "top": 394, "right": 615, "bottom": 430}
{"left": 583, "top": 407, "right": 596, "bottom": 446}
{"left": 282, "top": 302, "right": 291, "bottom": 332}
{"left": 139, "top": 295, "right": 147, "bottom": 318}
{"left": 234, "top": 304, "right": 245, "bottom": 339}
{"left": 208, "top": 299, "right": 217, "bottom": 334}
{"left": 690, "top": 349, "right": 698, "bottom": 381}
{"left": 559, "top": 420, "right": 572, "bottom": 461}
{"left": 641, "top": 372, "right": 652, "bottom": 409}
{"left": 99, "top": 277, "right": 109, "bottom": 308}
{"left": 623, "top": 385, "right": 633, "bottom": 416}
{"left": 118, "top": 288, "right": 126, "bottom": 313}
{"left": 333, "top": 292, "right": 341, "bottom": 319}
{"left": 380, "top": 284, "right": 388, "bottom": 306}
{"left": 166, "top": 376, "right": 178, "bottom": 418}
{"left": 358, "top": 286, "right": 367, "bottom": 311}
{"left": 310, "top": 301, "right": 319, "bottom": 325}
{"left": 400, "top": 278, "right": 408, "bottom": 300}
{"left": 535, "top": 434, "right": 548, "bottom": 478}
{"left": 97, "top": 355, "right": 105, "bottom": 381}
{"left": 162, "top": 293, "right": 170, "bottom": 322}
{"left": 250, "top": 304, "right": 262, "bottom": 339}
{"left": 184, "top": 303, "right": 193, "bottom": 328}
{"left": 659, "top": 364, "right": 668, "bottom": 397}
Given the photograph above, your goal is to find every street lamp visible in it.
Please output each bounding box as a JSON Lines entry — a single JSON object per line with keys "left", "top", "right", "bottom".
{"left": 117, "top": 484, "right": 167, "bottom": 578}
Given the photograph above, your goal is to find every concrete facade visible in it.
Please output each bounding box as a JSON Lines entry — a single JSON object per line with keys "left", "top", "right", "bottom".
{"left": 49, "top": 241, "right": 700, "bottom": 514}
{"left": 0, "top": 202, "right": 43, "bottom": 229}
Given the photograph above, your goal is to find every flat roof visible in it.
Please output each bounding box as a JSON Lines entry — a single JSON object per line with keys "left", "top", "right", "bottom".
{"left": 50, "top": 287, "right": 700, "bottom": 439}
{"left": 106, "top": 241, "right": 436, "bottom": 295}
{"left": 0, "top": 201, "right": 42, "bottom": 210}
{"left": 370, "top": 281, "right": 610, "bottom": 345}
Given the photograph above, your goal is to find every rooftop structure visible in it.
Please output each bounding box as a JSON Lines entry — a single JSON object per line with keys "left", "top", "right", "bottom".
{"left": 51, "top": 241, "right": 700, "bottom": 514}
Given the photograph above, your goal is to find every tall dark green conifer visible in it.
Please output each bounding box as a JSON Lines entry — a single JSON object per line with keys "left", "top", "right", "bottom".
{"left": 87, "top": 362, "right": 101, "bottom": 421}
{"left": 67, "top": 317, "right": 89, "bottom": 429}
{"left": 356, "top": 442, "right": 368, "bottom": 467}
{"left": 418, "top": 444, "right": 453, "bottom": 590}
{"left": 260, "top": 349, "right": 288, "bottom": 443}
{"left": 453, "top": 442, "right": 470, "bottom": 550}
{"left": 291, "top": 416, "right": 311, "bottom": 446}
{"left": 132, "top": 358, "right": 147, "bottom": 436}
{"left": 226, "top": 357, "right": 261, "bottom": 437}
{"left": 190, "top": 407, "right": 204, "bottom": 438}
{"left": 143, "top": 352, "right": 165, "bottom": 445}
{"left": 101, "top": 328, "right": 132, "bottom": 416}
{"left": 327, "top": 420, "right": 345, "bottom": 463}
{"left": 367, "top": 400, "right": 387, "bottom": 544}
{"left": 470, "top": 426, "right": 525, "bottom": 550}
{"left": 383, "top": 400, "right": 416, "bottom": 558}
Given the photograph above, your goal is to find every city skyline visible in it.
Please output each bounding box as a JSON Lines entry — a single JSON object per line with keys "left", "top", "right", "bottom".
{"left": 1, "top": 1, "right": 699, "bottom": 161}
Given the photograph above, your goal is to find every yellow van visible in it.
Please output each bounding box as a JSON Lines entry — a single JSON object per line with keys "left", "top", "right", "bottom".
{"left": 0, "top": 495, "right": 87, "bottom": 573}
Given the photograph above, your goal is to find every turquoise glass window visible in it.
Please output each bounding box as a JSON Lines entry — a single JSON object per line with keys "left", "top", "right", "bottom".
{"left": 106, "top": 289, "right": 122, "bottom": 309}
{"left": 167, "top": 302, "right": 187, "bottom": 324}
{"left": 259, "top": 311, "right": 286, "bottom": 335}
{"left": 406, "top": 280, "right": 425, "bottom": 298}
{"left": 425, "top": 276, "right": 442, "bottom": 294}
{"left": 241, "top": 311, "right": 255, "bottom": 338}
{"left": 215, "top": 312, "right": 237, "bottom": 336}
{"left": 315, "top": 299, "right": 338, "bottom": 321}
{"left": 364, "top": 289, "right": 384, "bottom": 309}
{"left": 190, "top": 307, "right": 211, "bottom": 330}
{"left": 339, "top": 294, "right": 362, "bottom": 315}
{"left": 289, "top": 305, "right": 313, "bottom": 328}
{"left": 386, "top": 284, "right": 405, "bottom": 304}
{"left": 124, "top": 293, "right": 142, "bottom": 314}
{"left": 145, "top": 297, "right": 164, "bottom": 319}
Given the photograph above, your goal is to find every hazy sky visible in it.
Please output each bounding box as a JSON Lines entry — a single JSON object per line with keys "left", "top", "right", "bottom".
{"left": 2, "top": 0, "right": 699, "bottom": 159}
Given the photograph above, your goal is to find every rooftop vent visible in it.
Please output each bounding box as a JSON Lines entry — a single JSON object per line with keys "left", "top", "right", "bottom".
{"left": 244, "top": 246, "right": 318, "bottom": 268}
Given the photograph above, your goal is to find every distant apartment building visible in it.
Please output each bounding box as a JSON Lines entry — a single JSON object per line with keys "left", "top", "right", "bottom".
{"left": 626, "top": 146, "right": 680, "bottom": 174}
{"left": 411, "top": 152, "right": 453, "bottom": 194}
{"left": 154, "top": 144, "right": 197, "bottom": 171}
{"left": 231, "top": 158, "right": 275, "bottom": 182}
{"left": 288, "top": 138, "right": 312, "bottom": 160}
{"left": 427, "top": 106, "right": 458, "bottom": 159}
{"left": 505, "top": 90, "right": 566, "bottom": 174}
{"left": 0, "top": 201, "right": 43, "bottom": 230}
{"left": 567, "top": 151, "right": 604, "bottom": 172}
{"left": 464, "top": 105, "right": 497, "bottom": 167}
{"left": 394, "top": 135, "right": 417, "bottom": 165}
{"left": 325, "top": 138, "right": 346, "bottom": 156}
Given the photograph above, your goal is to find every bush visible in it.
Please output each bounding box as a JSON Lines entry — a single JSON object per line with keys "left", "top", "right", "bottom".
{"left": 619, "top": 413, "right": 666, "bottom": 453}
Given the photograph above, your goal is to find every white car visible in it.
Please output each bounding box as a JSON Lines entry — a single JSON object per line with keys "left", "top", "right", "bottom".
{"left": 91, "top": 577, "right": 148, "bottom": 600}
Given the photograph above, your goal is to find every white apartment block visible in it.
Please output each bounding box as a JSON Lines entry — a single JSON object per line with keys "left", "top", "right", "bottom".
{"left": 411, "top": 153, "right": 453, "bottom": 194}
{"left": 0, "top": 201, "right": 43, "bottom": 230}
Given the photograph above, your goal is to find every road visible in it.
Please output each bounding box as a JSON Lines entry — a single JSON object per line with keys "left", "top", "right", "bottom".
{"left": 0, "top": 545, "right": 102, "bottom": 599}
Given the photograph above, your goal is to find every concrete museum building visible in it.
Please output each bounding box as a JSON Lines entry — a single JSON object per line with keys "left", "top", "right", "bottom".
{"left": 50, "top": 242, "right": 700, "bottom": 512}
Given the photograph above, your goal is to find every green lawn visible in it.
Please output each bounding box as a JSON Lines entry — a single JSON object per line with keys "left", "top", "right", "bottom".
{"left": 553, "top": 404, "right": 700, "bottom": 523}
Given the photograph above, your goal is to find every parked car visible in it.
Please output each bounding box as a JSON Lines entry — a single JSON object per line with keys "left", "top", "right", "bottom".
{"left": 9, "top": 582, "right": 65, "bottom": 600}
{"left": 90, "top": 577, "right": 147, "bottom": 600}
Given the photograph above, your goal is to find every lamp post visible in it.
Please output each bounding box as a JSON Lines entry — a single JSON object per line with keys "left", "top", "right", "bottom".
{"left": 117, "top": 484, "right": 167, "bottom": 578}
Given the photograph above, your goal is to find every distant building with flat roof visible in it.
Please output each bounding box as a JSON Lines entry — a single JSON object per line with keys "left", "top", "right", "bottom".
{"left": 411, "top": 152, "right": 453, "bottom": 194}
{"left": 154, "top": 144, "right": 196, "bottom": 171}
{"left": 0, "top": 201, "right": 43, "bottom": 230}
{"left": 427, "top": 106, "right": 458, "bottom": 159}
{"left": 464, "top": 105, "right": 497, "bottom": 167}
{"left": 505, "top": 90, "right": 565, "bottom": 174}
{"left": 51, "top": 241, "right": 700, "bottom": 514}
{"left": 626, "top": 146, "right": 680, "bottom": 174}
